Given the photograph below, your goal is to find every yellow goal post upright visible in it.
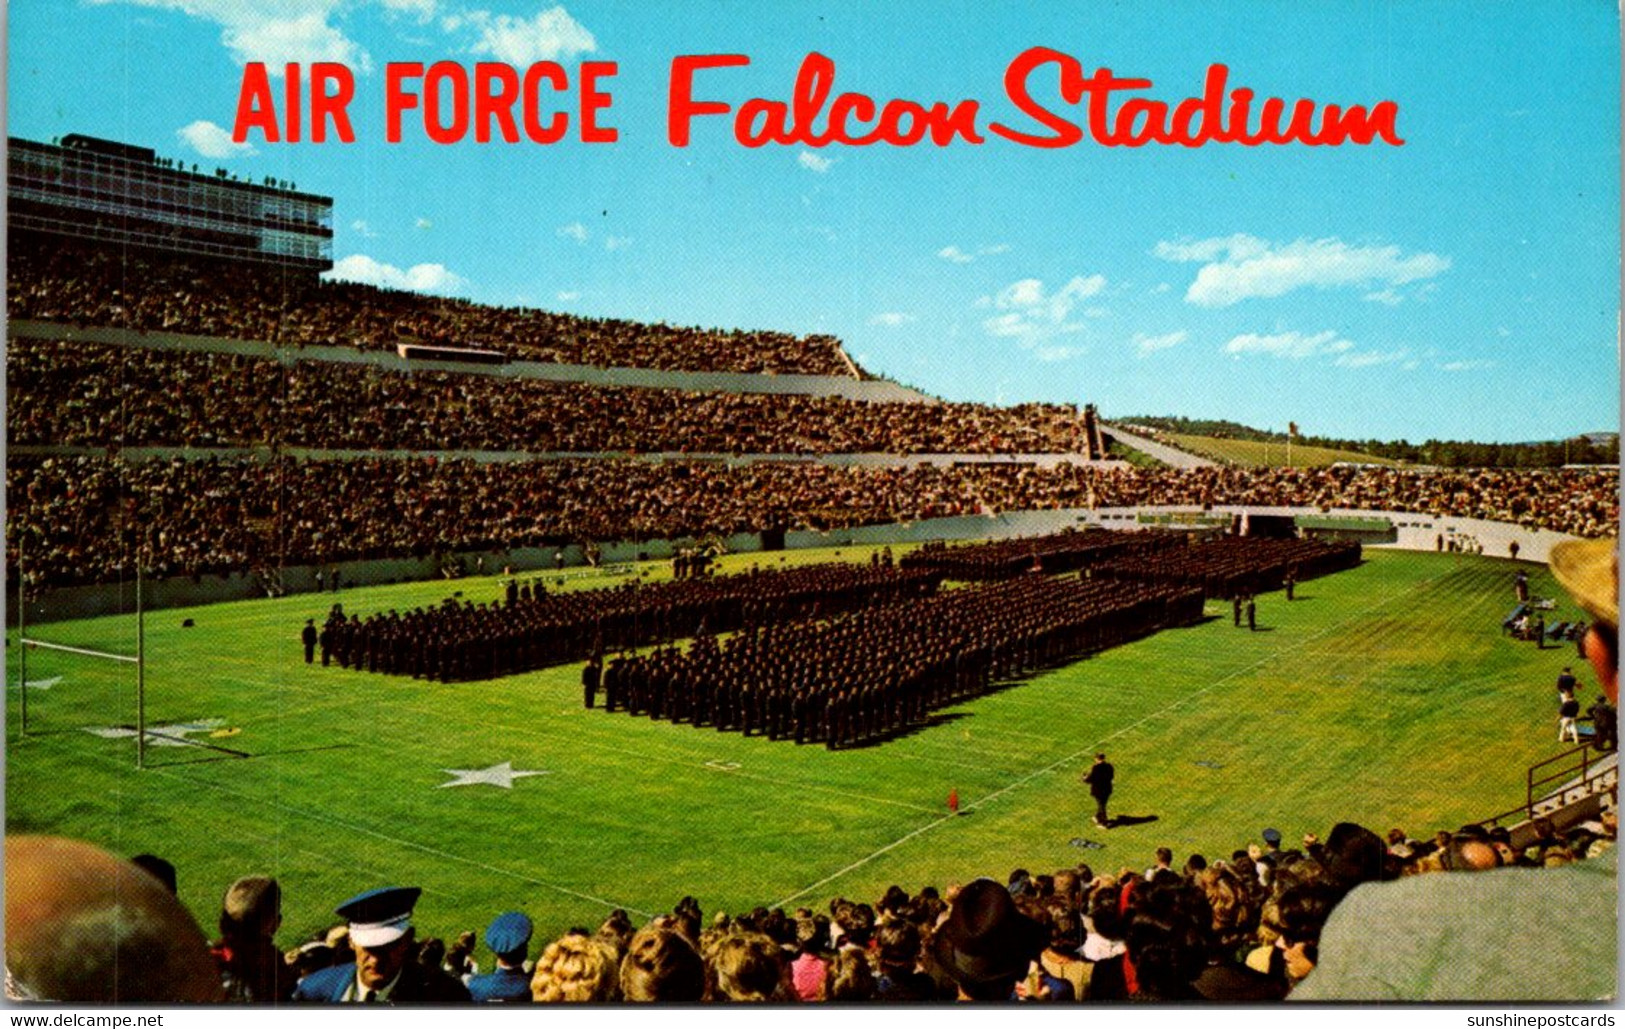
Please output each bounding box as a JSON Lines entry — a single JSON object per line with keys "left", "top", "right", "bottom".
{"left": 15, "top": 538, "right": 149, "bottom": 769}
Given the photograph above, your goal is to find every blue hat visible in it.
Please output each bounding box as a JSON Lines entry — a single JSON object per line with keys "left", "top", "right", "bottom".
{"left": 1261, "top": 827, "right": 1282, "bottom": 846}
{"left": 485, "top": 911, "right": 533, "bottom": 955}
{"left": 336, "top": 886, "right": 420, "bottom": 948}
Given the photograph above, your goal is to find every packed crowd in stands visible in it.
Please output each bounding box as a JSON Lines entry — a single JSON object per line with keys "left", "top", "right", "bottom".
{"left": 7, "top": 237, "right": 854, "bottom": 376}
{"left": 9, "top": 808, "right": 1614, "bottom": 1003}
{"left": 8, "top": 457, "right": 1616, "bottom": 589}
{"left": 7, "top": 337, "right": 1088, "bottom": 455}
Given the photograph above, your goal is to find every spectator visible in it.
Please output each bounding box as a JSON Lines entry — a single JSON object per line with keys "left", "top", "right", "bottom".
{"left": 5, "top": 836, "right": 222, "bottom": 1002}
{"left": 823, "top": 948, "right": 877, "bottom": 1001}
{"left": 928, "top": 878, "right": 1047, "bottom": 1001}
{"left": 213, "top": 876, "right": 295, "bottom": 1003}
{"left": 290, "top": 886, "right": 470, "bottom": 1003}
{"left": 529, "top": 933, "right": 620, "bottom": 1002}
{"left": 619, "top": 926, "right": 705, "bottom": 1002}
{"left": 467, "top": 911, "right": 532, "bottom": 1002}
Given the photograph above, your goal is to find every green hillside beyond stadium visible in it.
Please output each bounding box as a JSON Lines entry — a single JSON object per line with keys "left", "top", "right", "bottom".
{"left": 1167, "top": 433, "right": 1401, "bottom": 468}
{"left": 6, "top": 546, "right": 1587, "bottom": 948}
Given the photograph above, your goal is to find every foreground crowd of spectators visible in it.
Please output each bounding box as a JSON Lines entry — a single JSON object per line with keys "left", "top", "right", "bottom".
{"left": 8, "top": 456, "right": 1617, "bottom": 588}
{"left": 7, "top": 238, "right": 853, "bottom": 376}
{"left": 8, "top": 809, "right": 1613, "bottom": 1003}
{"left": 8, "top": 338, "right": 1087, "bottom": 455}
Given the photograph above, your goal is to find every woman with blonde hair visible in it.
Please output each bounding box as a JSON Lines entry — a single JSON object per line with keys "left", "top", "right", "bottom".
{"left": 618, "top": 926, "right": 705, "bottom": 1002}
{"left": 530, "top": 933, "right": 621, "bottom": 1002}
{"left": 707, "top": 931, "right": 792, "bottom": 1002}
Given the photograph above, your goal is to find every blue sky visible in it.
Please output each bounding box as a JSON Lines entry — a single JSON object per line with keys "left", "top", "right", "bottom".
{"left": 7, "top": 1, "right": 1620, "bottom": 442}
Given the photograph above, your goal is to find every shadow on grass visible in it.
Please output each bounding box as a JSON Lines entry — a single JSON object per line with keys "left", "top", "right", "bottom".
{"left": 147, "top": 742, "right": 357, "bottom": 767}
{"left": 1107, "top": 813, "right": 1160, "bottom": 828}
{"left": 836, "top": 711, "right": 970, "bottom": 750}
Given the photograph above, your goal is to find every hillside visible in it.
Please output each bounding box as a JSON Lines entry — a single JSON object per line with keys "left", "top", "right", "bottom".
{"left": 1165, "top": 433, "right": 1401, "bottom": 468}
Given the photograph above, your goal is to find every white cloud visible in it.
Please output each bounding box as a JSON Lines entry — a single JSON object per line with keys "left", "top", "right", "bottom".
{"left": 1133, "top": 330, "right": 1187, "bottom": 355}
{"left": 380, "top": 0, "right": 435, "bottom": 19}
{"left": 94, "top": 1, "right": 376, "bottom": 71}
{"left": 1151, "top": 282, "right": 1172, "bottom": 294}
{"left": 556, "top": 290, "right": 580, "bottom": 302}
{"left": 981, "top": 275, "right": 1107, "bottom": 346}
{"left": 235, "top": 9, "right": 371, "bottom": 69}
{"left": 1154, "top": 234, "right": 1450, "bottom": 307}
{"left": 465, "top": 6, "right": 595, "bottom": 64}
{"left": 558, "top": 222, "right": 589, "bottom": 243}
{"left": 1223, "top": 330, "right": 1355, "bottom": 360}
{"left": 797, "top": 150, "right": 834, "bottom": 173}
{"left": 1032, "top": 345, "right": 1083, "bottom": 363}
{"left": 350, "top": 219, "right": 378, "bottom": 237}
{"left": 176, "top": 119, "right": 255, "bottom": 159}
{"left": 868, "top": 312, "right": 915, "bottom": 327}
{"left": 325, "top": 254, "right": 469, "bottom": 295}
{"left": 604, "top": 236, "right": 632, "bottom": 252}
{"left": 937, "top": 243, "right": 1010, "bottom": 264}
{"left": 1152, "top": 234, "right": 1272, "bottom": 264}
{"left": 1333, "top": 348, "right": 1409, "bottom": 368}
{"left": 1363, "top": 288, "right": 1404, "bottom": 306}
{"left": 414, "top": 217, "right": 433, "bottom": 231}
{"left": 1440, "top": 359, "right": 1496, "bottom": 372}
{"left": 96, "top": 2, "right": 596, "bottom": 74}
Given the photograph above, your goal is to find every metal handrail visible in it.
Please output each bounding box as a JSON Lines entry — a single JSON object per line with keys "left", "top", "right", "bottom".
{"left": 1481, "top": 743, "right": 1615, "bottom": 829}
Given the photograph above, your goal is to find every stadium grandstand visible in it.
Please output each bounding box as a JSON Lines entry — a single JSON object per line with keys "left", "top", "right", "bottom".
{"left": 4, "top": 133, "right": 1619, "bottom": 1005}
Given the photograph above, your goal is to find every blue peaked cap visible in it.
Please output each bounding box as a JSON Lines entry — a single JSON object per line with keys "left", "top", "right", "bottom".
{"left": 485, "top": 911, "right": 533, "bottom": 955}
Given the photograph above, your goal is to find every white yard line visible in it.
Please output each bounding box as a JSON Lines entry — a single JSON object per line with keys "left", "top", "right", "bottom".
{"left": 134, "top": 762, "right": 655, "bottom": 919}
{"left": 773, "top": 564, "right": 1460, "bottom": 906}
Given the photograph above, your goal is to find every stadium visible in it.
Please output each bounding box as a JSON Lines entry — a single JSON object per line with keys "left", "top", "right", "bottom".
{"left": 4, "top": 5, "right": 1621, "bottom": 1008}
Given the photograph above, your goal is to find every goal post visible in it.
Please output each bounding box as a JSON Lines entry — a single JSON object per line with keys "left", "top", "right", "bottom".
{"left": 15, "top": 558, "right": 149, "bottom": 769}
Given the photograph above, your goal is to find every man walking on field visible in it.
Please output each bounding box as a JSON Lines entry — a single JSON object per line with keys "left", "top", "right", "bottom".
{"left": 1084, "top": 753, "right": 1115, "bottom": 828}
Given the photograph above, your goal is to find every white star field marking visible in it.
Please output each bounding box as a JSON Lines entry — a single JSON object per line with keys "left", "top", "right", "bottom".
{"left": 11, "top": 676, "right": 62, "bottom": 691}
{"left": 82, "top": 719, "right": 225, "bottom": 746}
{"left": 437, "top": 761, "right": 551, "bottom": 789}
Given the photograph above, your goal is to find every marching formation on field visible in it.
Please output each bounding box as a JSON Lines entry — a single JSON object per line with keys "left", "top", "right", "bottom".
{"left": 301, "top": 531, "right": 1356, "bottom": 748}
{"left": 592, "top": 573, "right": 1201, "bottom": 749}
{"left": 307, "top": 561, "right": 942, "bottom": 682}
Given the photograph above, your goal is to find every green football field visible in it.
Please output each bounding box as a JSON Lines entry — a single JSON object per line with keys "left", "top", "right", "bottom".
{"left": 5, "top": 547, "right": 1593, "bottom": 951}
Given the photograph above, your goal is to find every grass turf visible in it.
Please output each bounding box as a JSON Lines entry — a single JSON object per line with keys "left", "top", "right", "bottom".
{"left": 6, "top": 546, "right": 1591, "bottom": 951}
{"left": 1167, "top": 433, "right": 1401, "bottom": 468}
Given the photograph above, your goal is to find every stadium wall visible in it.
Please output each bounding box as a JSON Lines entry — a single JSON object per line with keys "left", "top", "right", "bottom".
{"left": 14, "top": 506, "right": 1577, "bottom": 624}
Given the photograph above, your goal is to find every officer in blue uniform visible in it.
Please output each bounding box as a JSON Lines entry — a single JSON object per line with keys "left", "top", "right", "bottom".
{"left": 466, "top": 911, "right": 534, "bottom": 1002}
{"left": 292, "top": 886, "right": 470, "bottom": 1003}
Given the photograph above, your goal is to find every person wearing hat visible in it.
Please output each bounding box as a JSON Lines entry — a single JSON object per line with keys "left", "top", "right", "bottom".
{"left": 292, "top": 887, "right": 470, "bottom": 1003}
{"left": 927, "top": 878, "right": 1048, "bottom": 1000}
{"left": 467, "top": 911, "right": 533, "bottom": 1002}
{"left": 1292, "top": 538, "right": 1617, "bottom": 1002}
